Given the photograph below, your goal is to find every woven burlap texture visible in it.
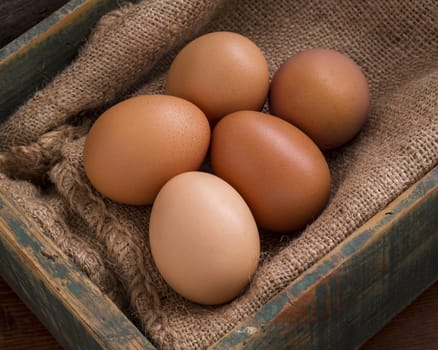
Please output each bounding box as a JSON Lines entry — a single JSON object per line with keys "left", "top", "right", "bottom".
{"left": 1, "top": 0, "right": 437, "bottom": 349}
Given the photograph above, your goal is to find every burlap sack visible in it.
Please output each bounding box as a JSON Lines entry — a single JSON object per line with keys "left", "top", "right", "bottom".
{"left": 0, "top": 0, "right": 437, "bottom": 349}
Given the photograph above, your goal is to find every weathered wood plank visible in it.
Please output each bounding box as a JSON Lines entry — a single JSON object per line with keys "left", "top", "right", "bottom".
{"left": 0, "top": 0, "right": 69, "bottom": 47}
{"left": 0, "top": 191, "right": 155, "bottom": 350}
{"left": 212, "top": 166, "right": 438, "bottom": 349}
{"left": 0, "top": 0, "right": 123, "bottom": 121}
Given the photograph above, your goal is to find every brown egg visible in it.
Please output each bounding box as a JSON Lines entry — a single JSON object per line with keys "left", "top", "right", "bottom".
{"left": 83, "top": 95, "right": 210, "bottom": 205}
{"left": 211, "top": 110, "right": 331, "bottom": 233}
{"left": 269, "top": 48, "right": 370, "bottom": 149}
{"left": 149, "top": 171, "right": 260, "bottom": 305}
{"left": 165, "top": 31, "right": 269, "bottom": 125}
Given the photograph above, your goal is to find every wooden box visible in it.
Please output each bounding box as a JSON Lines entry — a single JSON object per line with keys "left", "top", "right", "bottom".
{"left": 1, "top": 1, "right": 437, "bottom": 349}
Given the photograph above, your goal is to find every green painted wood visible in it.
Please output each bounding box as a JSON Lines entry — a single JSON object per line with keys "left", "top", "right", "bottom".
{"left": 212, "top": 166, "right": 438, "bottom": 350}
{"left": 0, "top": 0, "right": 123, "bottom": 121}
{"left": 0, "top": 192, "right": 155, "bottom": 350}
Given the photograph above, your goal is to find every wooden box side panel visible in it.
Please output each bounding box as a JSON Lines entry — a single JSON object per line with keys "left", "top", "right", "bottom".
{"left": 0, "top": 192, "right": 155, "bottom": 350}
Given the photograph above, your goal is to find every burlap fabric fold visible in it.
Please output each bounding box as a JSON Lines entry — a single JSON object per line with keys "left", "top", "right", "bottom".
{"left": 0, "top": 0, "right": 437, "bottom": 349}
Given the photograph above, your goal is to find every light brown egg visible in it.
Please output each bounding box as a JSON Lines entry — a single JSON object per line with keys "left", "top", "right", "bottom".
{"left": 83, "top": 95, "right": 210, "bottom": 205}
{"left": 269, "top": 48, "right": 370, "bottom": 149}
{"left": 165, "top": 31, "right": 269, "bottom": 125}
{"left": 149, "top": 171, "right": 260, "bottom": 305}
{"left": 211, "top": 110, "right": 331, "bottom": 233}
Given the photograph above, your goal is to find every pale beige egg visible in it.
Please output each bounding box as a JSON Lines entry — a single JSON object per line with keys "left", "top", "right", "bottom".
{"left": 149, "top": 171, "right": 260, "bottom": 305}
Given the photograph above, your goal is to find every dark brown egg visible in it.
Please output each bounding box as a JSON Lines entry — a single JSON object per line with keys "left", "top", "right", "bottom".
{"left": 270, "top": 48, "right": 370, "bottom": 149}
{"left": 211, "top": 110, "right": 331, "bottom": 232}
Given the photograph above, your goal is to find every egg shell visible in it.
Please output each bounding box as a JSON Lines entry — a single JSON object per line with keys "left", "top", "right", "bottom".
{"left": 83, "top": 95, "right": 210, "bottom": 205}
{"left": 211, "top": 110, "right": 331, "bottom": 233}
{"left": 149, "top": 171, "right": 260, "bottom": 305}
{"left": 269, "top": 48, "right": 370, "bottom": 149}
{"left": 165, "top": 31, "right": 270, "bottom": 125}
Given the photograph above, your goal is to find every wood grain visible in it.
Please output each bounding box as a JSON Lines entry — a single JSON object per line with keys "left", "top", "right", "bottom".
{"left": 0, "top": 0, "right": 69, "bottom": 47}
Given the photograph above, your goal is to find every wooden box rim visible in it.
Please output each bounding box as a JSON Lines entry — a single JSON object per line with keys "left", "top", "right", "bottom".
{"left": 1, "top": 1, "right": 437, "bottom": 349}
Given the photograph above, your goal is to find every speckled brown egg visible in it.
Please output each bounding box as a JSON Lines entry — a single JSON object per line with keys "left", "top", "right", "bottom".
{"left": 83, "top": 95, "right": 210, "bottom": 205}
{"left": 149, "top": 171, "right": 260, "bottom": 305}
{"left": 269, "top": 48, "right": 370, "bottom": 149}
{"left": 165, "top": 31, "right": 270, "bottom": 125}
{"left": 211, "top": 110, "right": 331, "bottom": 233}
